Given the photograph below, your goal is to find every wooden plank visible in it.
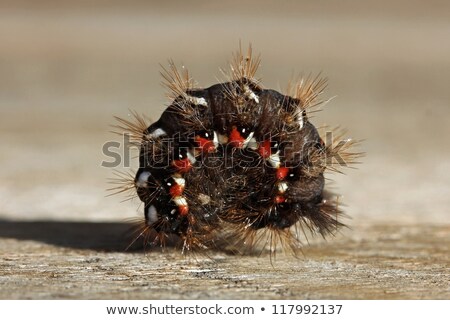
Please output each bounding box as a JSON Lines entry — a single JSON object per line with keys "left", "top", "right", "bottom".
{"left": 1, "top": 222, "right": 448, "bottom": 299}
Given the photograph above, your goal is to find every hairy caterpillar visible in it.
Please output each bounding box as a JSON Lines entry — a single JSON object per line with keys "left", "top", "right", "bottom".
{"left": 111, "top": 45, "right": 361, "bottom": 256}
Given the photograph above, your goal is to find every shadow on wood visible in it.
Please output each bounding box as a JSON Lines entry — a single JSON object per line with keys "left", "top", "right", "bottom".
{"left": 0, "top": 219, "right": 135, "bottom": 252}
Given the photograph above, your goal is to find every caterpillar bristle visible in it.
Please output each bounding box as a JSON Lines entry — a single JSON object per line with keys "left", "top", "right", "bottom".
{"left": 218, "top": 44, "right": 262, "bottom": 108}
{"left": 106, "top": 170, "right": 137, "bottom": 202}
{"left": 230, "top": 43, "right": 261, "bottom": 85}
{"left": 160, "top": 60, "right": 196, "bottom": 101}
{"left": 288, "top": 74, "right": 328, "bottom": 110}
{"left": 323, "top": 127, "right": 364, "bottom": 174}
{"left": 111, "top": 110, "right": 151, "bottom": 145}
{"left": 110, "top": 44, "right": 362, "bottom": 258}
{"left": 125, "top": 217, "right": 173, "bottom": 251}
{"left": 219, "top": 222, "right": 304, "bottom": 259}
{"left": 124, "top": 218, "right": 152, "bottom": 251}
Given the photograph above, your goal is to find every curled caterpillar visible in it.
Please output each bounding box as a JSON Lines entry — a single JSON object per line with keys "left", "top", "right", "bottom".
{"left": 112, "top": 45, "right": 361, "bottom": 255}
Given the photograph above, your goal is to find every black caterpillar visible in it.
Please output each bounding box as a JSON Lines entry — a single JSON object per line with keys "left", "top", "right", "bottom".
{"left": 112, "top": 45, "right": 360, "bottom": 255}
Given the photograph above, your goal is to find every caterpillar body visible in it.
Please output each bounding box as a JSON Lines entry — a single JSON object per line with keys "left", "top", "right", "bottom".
{"left": 112, "top": 45, "right": 361, "bottom": 255}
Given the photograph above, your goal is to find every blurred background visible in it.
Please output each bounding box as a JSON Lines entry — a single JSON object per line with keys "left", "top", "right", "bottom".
{"left": 1, "top": 0, "right": 449, "bottom": 225}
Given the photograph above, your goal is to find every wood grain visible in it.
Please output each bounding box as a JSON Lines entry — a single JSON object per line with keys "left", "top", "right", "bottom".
{"left": 1, "top": 221, "right": 448, "bottom": 299}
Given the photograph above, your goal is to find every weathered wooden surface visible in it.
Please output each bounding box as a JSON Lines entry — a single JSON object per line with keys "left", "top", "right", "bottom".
{"left": 0, "top": 222, "right": 448, "bottom": 299}
{"left": 1, "top": 1, "right": 450, "bottom": 300}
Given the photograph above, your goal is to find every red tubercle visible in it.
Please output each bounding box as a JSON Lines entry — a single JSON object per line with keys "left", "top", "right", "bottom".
{"left": 229, "top": 126, "right": 244, "bottom": 148}
{"left": 169, "top": 184, "right": 184, "bottom": 197}
{"left": 274, "top": 195, "right": 286, "bottom": 204}
{"left": 276, "top": 167, "right": 289, "bottom": 180}
{"left": 172, "top": 158, "right": 192, "bottom": 173}
{"left": 178, "top": 205, "right": 189, "bottom": 216}
{"left": 258, "top": 140, "right": 272, "bottom": 158}
{"left": 319, "top": 137, "right": 325, "bottom": 147}
{"left": 195, "top": 136, "right": 216, "bottom": 153}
